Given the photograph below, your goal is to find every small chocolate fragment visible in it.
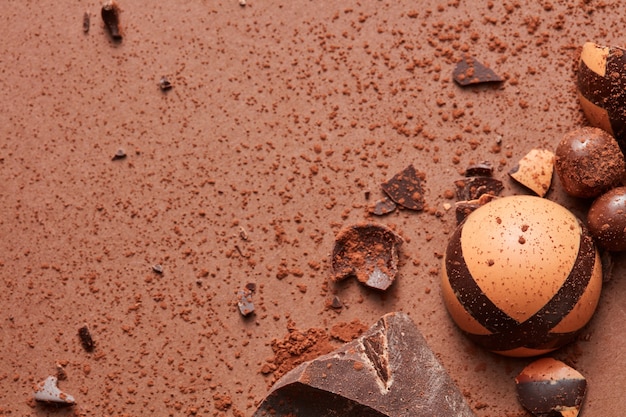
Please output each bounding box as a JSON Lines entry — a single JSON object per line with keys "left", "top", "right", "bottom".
{"left": 515, "top": 358, "right": 586, "bottom": 417}
{"left": 159, "top": 76, "right": 172, "bottom": 91}
{"left": 455, "top": 193, "right": 498, "bottom": 224}
{"left": 330, "top": 296, "right": 343, "bottom": 309}
{"left": 101, "top": 0, "right": 122, "bottom": 41}
{"left": 253, "top": 312, "right": 476, "bottom": 417}
{"left": 578, "top": 42, "right": 626, "bottom": 153}
{"left": 236, "top": 283, "right": 255, "bottom": 316}
{"left": 453, "top": 55, "right": 503, "bottom": 86}
{"left": 83, "top": 12, "right": 90, "bottom": 33}
{"left": 381, "top": 164, "right": 425, "bottom": 211}
{"left": 508, "top": 149, "right": 555, "bottom": 197}
{"left": 112, "top": 148, "right": 126, "bottom": 160}
{"left": 587, "top": 186, "right": 626, "bottom": 251}
{"left": 368, "top": 197, "right": 397, "bottom": 216}
{"left": 152, "top": 264, "right": 163, "bottom": 274}
{"left": 454, "top": 176, "right": 503, "bottom": 201}
{"left": 34, "top": 376, "right": 76, "bottom": 406}
{"left": 78, "top": 325, "right": 95, "bottom": 352}
{"left": 465, "top": 161, "right": 493, "bottom": 177}
{"left": 554, "top": 127, "right": 625, "bottom": 198}
{"left": 331, "top": 223, "right": 403, "bottom": 291}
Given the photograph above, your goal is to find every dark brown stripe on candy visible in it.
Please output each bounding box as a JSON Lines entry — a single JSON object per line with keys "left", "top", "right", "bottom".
{"left": 578, "top": 53, "right": 626, "bottom": 148}
{"left": 517, "top": 378, "right": 587, "bottom": 414}
{"left": 446, "top": 219, "right": 597, "bottom": 351}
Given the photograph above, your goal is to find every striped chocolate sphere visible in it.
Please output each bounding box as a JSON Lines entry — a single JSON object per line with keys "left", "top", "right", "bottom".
{"left": 441, "top": 196, "right": 602, "bottom": 357}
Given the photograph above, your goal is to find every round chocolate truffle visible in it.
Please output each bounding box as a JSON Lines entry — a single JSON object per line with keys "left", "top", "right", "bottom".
{"left": 554, "top": 127, "right": 625, "bottom": 198}
{"left": 441, "top": 196, "right": 602, "bottom": 357}
{"left": 587, "top": 187, "right": 626, "bottom": 251}
{"left": 578, "top": 42, "right": 626, "bottom": 153}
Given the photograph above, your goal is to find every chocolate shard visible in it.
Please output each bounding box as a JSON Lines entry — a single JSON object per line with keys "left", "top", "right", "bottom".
{"left": 236, "top": 284, "right": 255, "bottom": 316}
{"left": 331, "top": 223, "right": 403, "bottom": 291}
{"left": 34, "top": 376, "right": 76, "bottom": 406}
{"left": 515, "top": 358, "right": 586, "bottom": 417}
{"left": 508, "top": 149, "right": 555, "bottom": 197}
{"left": 381, "top": 164, "right": 426, "bottom": 211}
{"left": 455, "top": 193, "right": 498, "bottom": 224}
{"left": 253, "top": 312, "right": 476, "bottom": 417}
{"left": 465, "top": 161, "right": 494, "bottom": 177}
{"left": 454, "top": 176, "right": 503, "bottom": 201}
{"left": 101, "top": 0, "right": 122, "bottom": 41}
{"left": 368, "top": 196, "right": 397, "bottom": 216}
{"left": 453, "top": 55, "right": 503, "bottom": 86}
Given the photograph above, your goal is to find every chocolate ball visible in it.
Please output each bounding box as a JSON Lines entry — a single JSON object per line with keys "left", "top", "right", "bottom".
{"left": 554, "top": 127, "right": 625, "bottom": 198}
{"left": 441, "top": 196, "right": 603, "bottom": 357}
{"left": 587, "top": 186, "right": 626, "bottom": 251}
{"left": 578, "top": 42, "right": 626, "bottom": 153}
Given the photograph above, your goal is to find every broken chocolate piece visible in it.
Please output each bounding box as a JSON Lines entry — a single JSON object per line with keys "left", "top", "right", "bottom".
{"left": 34, "top": 376, "right": 76, "bottom": 406}
{"left": 453, "top": 55, "right": 503, "bottom": 86}
{"left": 331, "top": 223, "right": 403, "bottom": 291}
{"left": 112, "top": 148, "right": 126, "bottom": 160}
{"left": 509, "top": 149, "right": 555, "bottom": 197}
{"left": 330, "top": 296, "right": 343, "bottom": 309}
{"left": 368, "top": 197, "right": 397, "bottom": 216}
{"left": 515, "top": 358, "right": 586, "bottom": 417}
{"left": 253, "top": 312, "right": 476, "bottom": 417}
{"left": 152, "top": 264, "right": 163, "bottom": 274}
{"left": 159, "top": 76, "right": 172, "bottom": 91}
{"left": 381, "top": 164, "right": 425, "bottom": 211}
{"left": 455, "top": 193, "right": 498, "bottom": 224}
{"left": 465, "top": 161, "right": 494, "bottom": 177}
{"left": 454, "top": 176, "right": 503, "bottom": 201}
{"left": 78, "top": 325, "right": 95, "bottom": 352}
{"left": 83, "top": 12, "right": 90, "bottom": 33}
{"left": 101, "top": 0, "right": 122, "bottom": 41}
{"left": 236, "top": 284, "right": 255, "bottom": 316}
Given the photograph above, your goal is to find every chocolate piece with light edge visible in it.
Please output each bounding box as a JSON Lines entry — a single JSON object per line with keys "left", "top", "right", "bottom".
{"left": 34, "top": 376, "right": 76, "bottom": 406}
{"left": 253, "top": 312, "right": 476, "bottom": 417}
{"left": 381, "top": 164, "right": 425, "bottom": 211}
{"left": 515, "top": 358, "right": 586, "bottom": 417}
{"left": 508, "top": 149, "right": 555, "bottom": 197}
{"left": 442, "top": 196, "right": 602, "bottom": 356}
{"left": 554, "top": 127, "right": 625, "bottom": 198}
{"left": 578, "top": 42, "right": 626, "bottom": 153}
{"left": 331, "top": 223, "right": 402, "bottom": 291}
{"left": 101, "top": 0, "right": 122, "bottom": 41}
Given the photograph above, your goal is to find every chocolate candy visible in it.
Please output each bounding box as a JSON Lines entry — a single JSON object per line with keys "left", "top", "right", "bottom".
{"left": 331, "top": 223, "right": 402, "bottom": 291}
{"left": 515, "top": 358, "right": 586, "bottom": 417}
{"left": 253, "top": 312, "right": 476, "bottom": 417}
{"left": 578, "top": 42, "right": 626, "bottom": 153}
{"left": 554, "top": 127, "right": 625, "bottom": 198}
{"left": 587, "top": 186, "right": 626, "bottom": 251}
{"left": 442, "top": 196, "right": 602, "bottom": 356}
{"left": 508, "top": 149, "right": 555, "bottom": 197}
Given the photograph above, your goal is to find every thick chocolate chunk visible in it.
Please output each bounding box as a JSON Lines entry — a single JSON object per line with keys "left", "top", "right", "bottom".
{"left": 253, "top": 312, "right": 476, "bottom": 417}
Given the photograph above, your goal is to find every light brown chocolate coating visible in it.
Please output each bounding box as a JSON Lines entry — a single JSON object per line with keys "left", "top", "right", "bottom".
{"left": 588, "top": 186, "right": 626, "bottom": 252}
{"left": 554, "top": 127, "right": 625, "bottom": 198}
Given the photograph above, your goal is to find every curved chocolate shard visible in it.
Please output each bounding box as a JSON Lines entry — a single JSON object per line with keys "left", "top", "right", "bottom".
{"left": 515, "top": 358, "right": 586, "bottom": 417}
{"left": 253, "top": 312, "right": 476, "bottom": 417}
{"left": 331, "top": 223, "right": 403, "bottom": 291}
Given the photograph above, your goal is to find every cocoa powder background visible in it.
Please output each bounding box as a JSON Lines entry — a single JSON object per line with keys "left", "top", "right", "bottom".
{"left": 1, "top": 1, "right": 625, "bottom": 416}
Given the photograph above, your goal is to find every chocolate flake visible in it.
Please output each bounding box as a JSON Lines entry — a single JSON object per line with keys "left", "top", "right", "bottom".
{"left": 368, "top": 196, "right": 397, "bottom": 216}
{"left": 453, "top": 55, "right": 503, "bottom": 86}
{"left": 465, "top": 161, "right": 494, "bottom": 177}
{"left": 236, "top": 284, "right": 255, "bottom": 316}
{"left": 331, "top": 223, "right": 403, "bottom": 291}
{"left": 454, "top": 176, "right": 503, "bottom": 201}
{"left": 101, "top": 0, "right": 122, "bottom": 41}
{"left": 112, "top": 148, "right": 127, "bottom": 160}
{"left": 381, "top": 164, "right": 425, "bottom": 211}
{"left": 515, "top": 358, "right": 586, "bottom": 417}
{"left": 253, "top": 312, "right": 476, "bottom": 417}
{"left": 83, "top": 12, "right": 90, "bottom": 33}
{"left": 34, "top": 376, "right": 76, "bottom": 406}
{"left": 509, "top": 149, "right": 555, "bottom": 197}
{"left": 159, "top": 76, "right": 172, "bottom": 91}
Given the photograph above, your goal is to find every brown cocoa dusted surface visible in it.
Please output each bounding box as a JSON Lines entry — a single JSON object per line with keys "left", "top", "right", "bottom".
{"left": 554, "top": 127, "right": 625, "bottom": 198}
{"left": 2, "top": 1, "right": 626, "bottom": 416}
